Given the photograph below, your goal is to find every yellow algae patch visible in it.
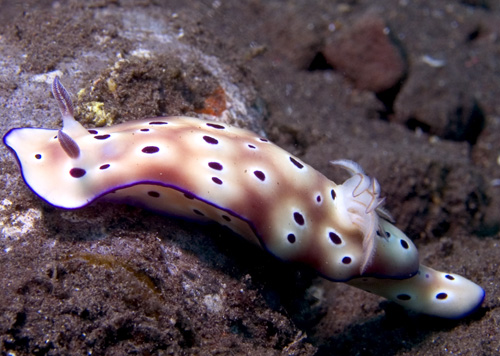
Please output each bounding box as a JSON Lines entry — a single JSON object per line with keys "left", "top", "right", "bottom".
{"left": 72, "top": 253, "right": 161, "bottom": 295}
{"left": 106, "top": 78, "right": 117, "bottom": 93}
{"left": 77, "top": 100, "right": 116, "bottom": 127}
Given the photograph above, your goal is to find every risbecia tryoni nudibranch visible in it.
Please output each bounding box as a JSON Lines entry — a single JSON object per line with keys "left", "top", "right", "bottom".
{"left": 3, "top": 77, "right": 484, "bottom": 319}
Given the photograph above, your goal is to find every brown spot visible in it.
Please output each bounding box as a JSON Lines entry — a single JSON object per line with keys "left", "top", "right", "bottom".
{"left": 193, "top": 209, "right": 204, "bottom": 216}
{"left": 212, "top": 177, "right": 223, "bottom": 185}
{"left": 222, "top": 215, "right": 231, "bottom": 222}
{"left": 445, "top": 274, "right": 455, "bottom": 281}
{"left": 140, "top": 128, "right": 150, "bottom": 132}
{"left": 259, "top": 138, "right": 269, "bottom": 142}
{"left": 149, "top": 121, "right": 168, "bottom": 125}
{"left": 436, "top": 293, "right": 448, "bottom": 300}
{"left": 99, "top": 164, "right": 110, "bottom": 170}
{"left": 287, "top": 233, "right": 296, "bottom": 243}
{"left": 293, "top": 212, "right": 305, "bottom": 225}
{"left": 247, "top": 144, "right": 256, "bottom": 149}
{"left": 35, "top": 154, "right": 42, "bottom": 159}
{"left": 331, "top": 189, "right": 336, "bottom": 200}
{"left": 142, "top": 146, "right": 160, "bottom": 154}
{"left": 88, "top": 129, "right": 98, "bottom": 134}
{"left": 316, "top": 195, "right": 321, "bottom": 203}
{"left": 203, "top": 136, "right": 219, "bottom": 144}
{"left": 69, "top": 168, "right": 86, "bottom": 178}
{"left": 94, "top": 134, "right": 110, "bottom": 140}
{"left": 400, "top": 240, "right": 409, "bottom": 249}
{"left": 289, "top": 157, "right": 304, "bottom": 169}
{"left": 184, "top": 193, "right": 195, "bottom": 200}
{"left": 148, "top": 191, "right": 160, "bottom": 198}
{"left": 208, "top": 162, "right": 223, "bottom": 170}
{"left": 254, "top": 170, "right": 266, "bottom": 181}
{"left": 206, "top": 123, "right": 226, "bottom": 130}
{"left": 342, "top": 256, "right": 352, "bottom": 264}
{"left": 329, "top": 232, "right": 342, "bottom": 245}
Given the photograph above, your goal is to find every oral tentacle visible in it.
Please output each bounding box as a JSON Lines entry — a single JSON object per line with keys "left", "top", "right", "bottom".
{"left": 52, "top": 76, "right": 89, "bottom": 138}
{"left": 52, "top": 76, "right": 74, "bottom": 119}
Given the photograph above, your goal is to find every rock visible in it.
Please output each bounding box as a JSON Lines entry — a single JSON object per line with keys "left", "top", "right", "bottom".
{"left": 323, "top": 14, "right": 407, "bottom": 93}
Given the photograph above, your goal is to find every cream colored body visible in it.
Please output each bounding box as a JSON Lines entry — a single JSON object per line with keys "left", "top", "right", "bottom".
{"left": 2, "top": 77, "right": 484, "bottom": 318}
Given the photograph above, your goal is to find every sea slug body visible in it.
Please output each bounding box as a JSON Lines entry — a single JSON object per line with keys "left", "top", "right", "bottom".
{"left": 3, "top": 77, "right": 484, "bottom": 319}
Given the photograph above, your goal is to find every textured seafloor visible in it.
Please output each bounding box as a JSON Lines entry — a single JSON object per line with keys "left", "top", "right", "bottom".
{"left": 0, "top": 1, "right": 499, "bottom": 355}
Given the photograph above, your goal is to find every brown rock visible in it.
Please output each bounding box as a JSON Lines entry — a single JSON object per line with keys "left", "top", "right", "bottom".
{"left": 323, "top": 14, "right": 407, "bottom": 93}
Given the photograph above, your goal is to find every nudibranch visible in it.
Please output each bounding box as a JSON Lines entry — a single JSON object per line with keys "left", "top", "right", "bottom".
{"left": 3, "top": 77, "right": 484, "bottom": 319}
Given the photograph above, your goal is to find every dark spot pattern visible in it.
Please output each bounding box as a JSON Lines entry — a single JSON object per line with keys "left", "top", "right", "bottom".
{"left": 149, "top": 121, "right": 168, "bottom": 125}
{"left": 397, "top": 294, "right": 411, "bottom": 301}
{"left": 293, "top": 212, "right": 305, "bottom": 226}
{"left": 184, "top": 193, "right": 195, "bottom": 200}
{"left": 35, "top": 154, "right": 42, "bottom": 159}
{"left": 254, "top": 170, "right": 266, "bottom": 181}
{"left": 247, "top": 144, "right": 256, "bottom": 149}
{"left": 331, "top": 189, "right": 336, "bottom": 200}
{"left": 316, "top": 195, "right": 321, "bottom": 203}
{"left": 259, "top": 138, "right": 269, "bottom": 142}
{"left": 69, "top": 168, "right": 86, "bottom": 178}
{"left": 148, "top": 191, "right": 160, "bottom": 198}
{"left": 222, "top": 215, "right": 231, "bottom": 222}
{"left": 88, "top": 130, "right": 98, "bottom": 134}
{"left": 193, "top": 209, "right": 204, "bottom": 216}
{"left": 289, "top": 157, "right": 304, "bottom": 169}
{"left": 342, "top": 256, "right": 352, "bottom": 264}
{"left": 142, "top": 146, "right": 159, "bottom": 154}
{"left": 400, "top": 240, "right": 409, "bottom": 249}
{"left": 445, "top": 274, "right": 455, "bottom": 281}
{"left": 287, "top": 233, "right": 296, "bottom": 243}
{"left": 436, "top": 293, "right": 448, "bottom": 300}
{"left": 208, "top": 162, "right": 223, "bottom": 170}
{"left": 140, "top": 128, "right": 150, "bottom": 132}
{"left": 99, "top": 164, "right": 110, "bottom": 170}
{"left": 203, "top": 136, "right": 219, "bottom": 144}
{"left": 212, "top": 177, "right": 223, "bottom": 185}
{"left": 94, "top": 134, "right": 110, "bottom": 140}
{"left": 425, "top": 274, "right": 430, "bottom": 278}
{"left": 206, "top": 123, "right": 225, "bottom": 129}
{"left": 329, "top": 232, "right": 342, "bottom": 245}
